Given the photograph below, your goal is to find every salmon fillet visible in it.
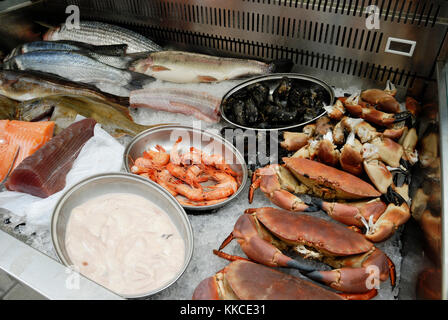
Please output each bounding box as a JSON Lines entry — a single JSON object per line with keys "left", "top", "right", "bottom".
{"left": 0, "top": 120, "right": 55, "bottom": 182}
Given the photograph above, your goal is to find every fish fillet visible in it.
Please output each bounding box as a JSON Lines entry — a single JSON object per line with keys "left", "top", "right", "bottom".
{"left": 6, "top": 118, "right": 96, "bottom": 198}
{"left": 130, "top": 88, "right": 221, "bottom": 122}
{"left": 0, "top": 120, "right": 54, "bottom": 182}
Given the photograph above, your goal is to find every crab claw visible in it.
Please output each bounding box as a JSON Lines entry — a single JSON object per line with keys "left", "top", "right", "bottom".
{"left": 308, "top": 247, "right": 395, "bottom": 293}
{"left": 405, "top": 97, "right": 421, "bottom": 117}
{"left": 249, "top": 165, "right": 312, "bottom": 211}
{"left": 383, "top": 127, "right": 405, "bottom": 140}
{"left": 307, "top": 268, "right": 371, "bottom": 293}
{"left": 283, "top": 157, "right": 381, "bottom": 200}
{"left": 339, "top": 132, "right": 363, "bottom": 175}
{"left": 364, "top": 137, "right": 404, "bottom": 168}
{"left": 280, "top": 132, "right": 311, "bottom": 151}
{"left": 361, "top": 85, "right": 400, "bottom": 113}
{"left": 324, "top": 99, "right": 346, "bottom": 121}
{"left": 316, "top": 198, "right": 387, "bottom": 228}
{"left": 363, "top": 159, "right": 393, "bottom": 194}
{"left": 365, "top": 202, "right": 410, "bottom": 242}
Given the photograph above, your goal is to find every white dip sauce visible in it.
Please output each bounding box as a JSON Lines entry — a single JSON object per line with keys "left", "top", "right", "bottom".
{"left": 65, "top": 193, "right": 185, "bottom": 296}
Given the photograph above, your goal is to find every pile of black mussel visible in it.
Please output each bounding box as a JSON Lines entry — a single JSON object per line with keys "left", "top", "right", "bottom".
{"left": 222, "top": 76, "right": 327, "bottom": 129}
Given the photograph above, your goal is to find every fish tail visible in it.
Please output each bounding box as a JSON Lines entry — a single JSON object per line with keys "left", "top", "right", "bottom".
{"left": 269, "top": 59, "right": 294, "bottom": 73}
{"left": 125, "top": 71, "right": 156, "bottom": 91}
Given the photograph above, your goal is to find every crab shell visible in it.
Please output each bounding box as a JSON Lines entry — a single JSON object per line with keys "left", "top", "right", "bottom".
{"left": 255, "top": 207, "right": 373, "bottom": 256}
{"left": 192, "top": 260, "right": 344, "bottom": 300}
{"left": 283, "top": 157, "right": 381, "bottom": 199}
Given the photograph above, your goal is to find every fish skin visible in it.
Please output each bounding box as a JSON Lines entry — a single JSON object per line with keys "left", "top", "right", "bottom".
{"left": 4, "top": 40, "right": 129, "bottom": 61}
{"left": 130, "top": 87, "right": 222, "bottom": 122}
{"left": 130, "top": 51, "right": 274, "bottom": 83}
{"left": 3, "top": 51, "right": 155, "bottom": 93}
{"left": 0, "top": 70, "right": 129, "bottom": 105}
{"left": 44, "top": 21, "right": 162, "bottom": 53}
{"left": 0, "top": 95, "right": 18, "bottom": 120}
{"left": 82, "top": 51, "right": 148, "bottom": 70}
{"left": 18, "top": 95, "right": 159, "bottom": 137}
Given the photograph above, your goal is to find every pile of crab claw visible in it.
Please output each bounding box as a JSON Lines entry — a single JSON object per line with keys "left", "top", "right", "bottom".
{"left": 193, "top": 82, "right": 421, "bottom": 300}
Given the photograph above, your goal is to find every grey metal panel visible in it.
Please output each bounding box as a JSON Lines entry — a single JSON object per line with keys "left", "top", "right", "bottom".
{"left": 437, "top": 60, "right": 448, "bottom": 300}
{"left": 42, "top": 0, "right": 448, "bottom": 90}
{"left": 0, "top": 230, "right": 123, "bottom": 300}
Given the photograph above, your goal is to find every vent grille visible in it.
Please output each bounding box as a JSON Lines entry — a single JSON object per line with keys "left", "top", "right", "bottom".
{"left": 241, "top": 0, "right": 441, "bottom": 26}
{"left": 61, "top": 0, "right": 443, "bottom": 27}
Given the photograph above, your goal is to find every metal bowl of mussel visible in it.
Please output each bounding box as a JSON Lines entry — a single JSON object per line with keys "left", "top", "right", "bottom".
{"left": 221, "top": 73, "right": 335, "bottom": 131}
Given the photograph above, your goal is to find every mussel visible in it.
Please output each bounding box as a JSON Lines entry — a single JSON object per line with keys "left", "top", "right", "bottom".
{"left": 222, "top": 76, "right": 326, "bottom": 129}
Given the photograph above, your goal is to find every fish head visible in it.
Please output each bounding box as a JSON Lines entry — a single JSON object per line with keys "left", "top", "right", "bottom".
{"left": 43, "top": 26, "right": 61, "bottom": 41}
{"left": 1, "top": 57, "right": 20, "bottom": 72}
{"left": 129, "top": 56, "right": 154, "bottom": 73}
{"left": 0, "top": 70, "right": 20, "bottom": 89}
{"left": 18, "top": 98, "right": 55, "bottom": 121}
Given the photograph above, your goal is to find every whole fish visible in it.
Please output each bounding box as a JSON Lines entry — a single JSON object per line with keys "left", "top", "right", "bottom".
{"left": 44, "top": 21, "right": 162, "bottom": 53}
{"left": 3, "top": 51, "right": 155, "bottom": 94}
{"left": 18, "top": 95, "right": 161, "bottom": 137}
{"left": 130, "top": 51, "right": 275, "bottom": 83}
{"left": 0, "top": 70, "right": 129, "bottom": 105}
{"left": 5, "top": 40, "right": 128, "bottom": 61}
{"left": 0, "top": 95, "right": 18, "bottom": 120}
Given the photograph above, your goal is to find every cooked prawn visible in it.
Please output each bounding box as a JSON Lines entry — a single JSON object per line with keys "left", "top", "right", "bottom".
{"left": 143, "top": 144, "right": 170, "bottom": 166}
{"left": 167, "top": 167, "right": 237, "bottom": 201}
{"left": 166, "top": 162, "right": 207, "bottom": 188}
{"left": 181, "top": 147, "right": 238, "bottom": 177}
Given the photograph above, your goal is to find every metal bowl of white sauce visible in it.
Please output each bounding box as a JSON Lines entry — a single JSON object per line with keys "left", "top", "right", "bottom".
{"left": 51, "top": 172, "right": 194, "bottom": 299}
{"left": 123, "top": 125, "right": 248, "bottom": 212}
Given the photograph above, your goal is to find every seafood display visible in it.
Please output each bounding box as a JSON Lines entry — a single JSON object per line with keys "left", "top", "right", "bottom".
{"left": 130, "top": 137, "right": 240, "bottom": 207}
{"left": 130, "top": 87, "right": 222, "bottom": 123}
{"left": 215, "top": 207, "right": 395, "bottom": 295}
{"left": 18, "top": 95, "right": 159, "bottom": 137}
{"left": 3, "top": 51, "right": 155, "bottom": 95}
{"left": 192, "top": 260, "right": 376, "bottom": 300}
{"left": 0, "top": 94, "right": 18, "bottom": 120}
{"left": 6, "top": 119, "right": 95, "bottom": 198}
{"left": 130, "top": 51, "right": 276, "bottom": 83}
{"left": 0, "top": 70, "right": 129, "bottom": 105}
{"left": 0, "top": 14, "right": 441, "bottom": 300}
{"left": 44, "top": 21, "right": 162, "bottom": 53}
{"left": 0, "top": 120, "right": 54, "bottom": 181}
{"left": 221, "top": 76, "right": 329, "bottom": 129}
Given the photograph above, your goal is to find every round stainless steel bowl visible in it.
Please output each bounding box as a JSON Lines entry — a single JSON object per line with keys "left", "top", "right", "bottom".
{"left": 51, "top": 173, "right": 194, "bottom": 299}
{"left": 124, "top": 125, "right": 248, "bottom": 211}
{"left": 220, "top": 73, "right": 335, "bottom": 131}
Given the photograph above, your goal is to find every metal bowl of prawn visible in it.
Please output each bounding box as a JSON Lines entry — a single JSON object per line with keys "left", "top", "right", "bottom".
{"left": 220, "top": 73, "right": 335, "bottom": 131}
{"left": 124, "top": 125, "right": 248, "bottom": 212}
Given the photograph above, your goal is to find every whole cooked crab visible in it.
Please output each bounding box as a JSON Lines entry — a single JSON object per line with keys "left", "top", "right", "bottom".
{"left": 193, "top": 260, "right": 377, "bottom": 300}
{"left": 215, "top": 207, "right": 395, "bottom": 294}
{"left": 250, "top": 157, "right": 410, "bottom": 242}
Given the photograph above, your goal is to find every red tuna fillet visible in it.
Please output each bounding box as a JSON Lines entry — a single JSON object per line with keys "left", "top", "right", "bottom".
{"left": 6, "top": 118, "right": 96, "bottom": 198}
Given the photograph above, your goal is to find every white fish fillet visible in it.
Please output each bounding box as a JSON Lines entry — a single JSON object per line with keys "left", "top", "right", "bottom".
{"left": 130, "top": 88, "right": 222, "bottom": 122}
